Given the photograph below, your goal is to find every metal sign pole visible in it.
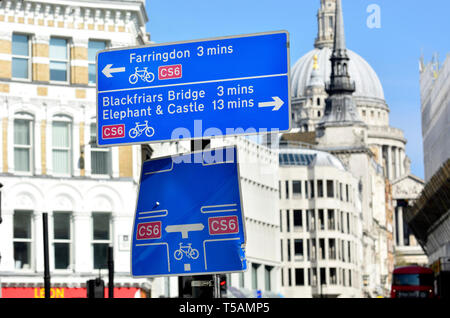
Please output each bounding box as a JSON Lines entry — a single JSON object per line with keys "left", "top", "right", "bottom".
{"left": 189, "top": 139, "right": 216, "bottom": 299}
{"left": 42, "top": 213, "right": 51, "bottom": 298}
{"left": 108, "top": 246, "right": 114, "bottom": 298}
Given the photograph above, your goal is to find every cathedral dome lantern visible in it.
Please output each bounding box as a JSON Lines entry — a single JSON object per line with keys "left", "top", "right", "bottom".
{"left": 291, "top": 0, "right": 388, "bottom": 128}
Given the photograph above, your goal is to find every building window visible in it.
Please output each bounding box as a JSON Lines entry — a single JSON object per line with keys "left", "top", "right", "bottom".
{"left": 90, "top": 123, "right": 111, "bottom": 175}
{"left": 293, "top": 210, "right": 302, "bottom": 230}
{"left": 92, "top": 212, "right": 111, "bottom": 269}
{"left": 52, "top": 116, "right": 72, "bottom": 174}
{"left": 50, "top": 37, "right": 69, "bottom": 82}
{"left": 309, "top": 180, "right": 315, "bottom": 198}
{"left": 251, "top": 263, "right": 260, "bottom": 290}
{"left": 264, "top": 266, "right": 273, "bottom": 291}
{"left": 288, "top": 268, "right": 292, "bottom": 286}
{"left": 285, "top": 181, "right": 289, "bottom": 199}
{"left": 330, "top": 268, "right": 337, "bottom": 285}
{"left": 329, "top": 239, "right": 336, "bottom": 259}
{"left": 53, "top": 212, "right": 72, "bottom": 270}
{"left": 317, "top": 180, "right": 324, "bottom": 197}
{"left": 320, "top": 268, "right": 327, "bottom": 285}
{"left": 286, "top": 210, "right": 290, "bottom": 232}
{"left": 287, "top": 239, "right": 291, "bottom": 261}
{"left": 318, "top": 209, "right": 325, "bottom": 230}
{"left": 12, "top": 34, "right": 30, "bottom": 79}
{"left": 326, "top": 180, "right": 334, "bottom": 198}
{"left": 13, "top": 210, "right": 33, "bottom": 269}
{"left": 295, "top": 268, "right": 304, "bottom": 286}
{"left": 311, "top": 268, "right": 317, "bottom": 286}
{"left": 304, "top": 180, "right": 309, "bottom": 198}
{"left": 319, "top": 239, "right": 325, "bottom": 260}
{"left": 328, "top": 209, "right": 335, "bottom": 230}
{"left": 14, "top": 113, "right": 33, "bottom": 172}
{"left": 294, "top": 239, "right": 303, "bottom": 260}
{"left": 292, "top": 180, "right": 301, "bottom": 197}
{"left": 88, "top": 40, "right": 107, "bottom": 84}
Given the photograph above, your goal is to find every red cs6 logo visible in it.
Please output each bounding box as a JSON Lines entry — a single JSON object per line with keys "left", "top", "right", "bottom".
{"left": 102, "top": 124, "right": 125, "bottom": 139}
{"left": 208, "top": 216, "right": 239, "bottom": 235}
{"left": 158, "top": 64, "right": 182, "bottom": 80}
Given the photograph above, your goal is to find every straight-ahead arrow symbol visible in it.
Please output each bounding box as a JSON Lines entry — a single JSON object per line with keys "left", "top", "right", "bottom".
{"left": 102, "top": 64, "right": 126, "bottom": 78}
{"left": 258, "top": 96, "right": 284, "bottom": 111}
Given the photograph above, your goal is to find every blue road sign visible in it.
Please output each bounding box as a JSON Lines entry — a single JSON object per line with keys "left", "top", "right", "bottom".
{"left": 96, "top": 31, "right": 290, "bottom": 146}
{"left": 131, "top": 146, "right": 247, "bottom": 277}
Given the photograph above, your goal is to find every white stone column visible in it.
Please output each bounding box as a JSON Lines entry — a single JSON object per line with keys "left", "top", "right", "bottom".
{"left": 395, "top": 147, "right": 401, "bottom": 179}
{"left": 387, "top": 146, "right": 392, "bottom": 180}
{"left": 0, "top": 209, "right": 15, "bottom": 270}
{"left": 398, "top": 206, "right": 404, "bottom": 246}
{"left": 33, "top": 211, "right": 44, "bottom": 272}
{"left": 73, "top": 212, "right": 92, "bottom": 272}
{"left": 400, "top": 148, "right": 406, "bottom": 175}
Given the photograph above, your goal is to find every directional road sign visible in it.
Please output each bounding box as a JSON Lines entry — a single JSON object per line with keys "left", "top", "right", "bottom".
{"left": 131, "top": 146, "right": 247, "bottom": 277}
{"left": 96, "top": 31, "right": 290, "bottom": 146}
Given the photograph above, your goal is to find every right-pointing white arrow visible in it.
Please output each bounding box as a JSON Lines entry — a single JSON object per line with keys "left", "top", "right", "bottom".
{"left": 258, "top": 96, "right": 284, "bottom": 111}
{"left": 102, "top": 64, "right": 126, "bottom": 78}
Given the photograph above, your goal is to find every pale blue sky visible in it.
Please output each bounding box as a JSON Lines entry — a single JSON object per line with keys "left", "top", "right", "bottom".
{"left": 145, "top": 0, "right": 450, "bottom": 179}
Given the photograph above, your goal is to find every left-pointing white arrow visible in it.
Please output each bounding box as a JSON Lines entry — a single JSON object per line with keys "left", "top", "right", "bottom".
{"left": 102, "top": 64, "right": 126, "bottom": 78}
{"left": 258, "top": 96, "right": 284, "bottom": 111}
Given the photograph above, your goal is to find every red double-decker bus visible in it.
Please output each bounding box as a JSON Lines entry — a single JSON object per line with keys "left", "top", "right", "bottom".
{"left": 390, "top": 266, "right": 435, "bottom": 298}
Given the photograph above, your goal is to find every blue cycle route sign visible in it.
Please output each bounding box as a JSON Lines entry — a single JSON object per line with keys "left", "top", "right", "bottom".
{"left": 131, "top": 146, "right": 247, "bottom": 277}
{"left": 96, "top": 31, "right": 290, "bottom": 146}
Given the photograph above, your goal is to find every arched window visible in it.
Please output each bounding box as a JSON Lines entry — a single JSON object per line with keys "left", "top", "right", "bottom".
{"left": 52, "top": 114, "right": 72, "bottom": 175}
{"left": 14, "top": 112, "right": 34, "bottom": 172}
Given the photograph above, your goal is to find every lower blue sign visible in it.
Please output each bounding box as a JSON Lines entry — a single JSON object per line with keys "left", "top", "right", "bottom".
{"left": 131, "top": 146, "right": 247, "bottom": 277}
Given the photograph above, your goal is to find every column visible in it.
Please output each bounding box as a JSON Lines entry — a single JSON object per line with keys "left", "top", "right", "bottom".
{"left": 398, "top": 206, "right": 404, "bottom": 246}
{"left": 73, "top": 212, "right": 92, "bottom": 272}
{"left": 386, "top": 146, "right": 392, "bottom": 180}
{"left": 395, "top": 147, "right": 401, "bottom": 178}
{"left": 33, "top": 211, "right": 44, "bottom": 272}
{"left": 0, "top": 209, "right": 15, "bottom": 270}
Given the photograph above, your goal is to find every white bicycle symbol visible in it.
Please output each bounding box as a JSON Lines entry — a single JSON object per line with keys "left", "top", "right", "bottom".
{"left": 174, "top": 243, "right": 199, "bottom": 261}
{"left": 128, "top": 120, "right": 155, "bottom": 139}
{"left": 129, "top": 67, "right": 155, "bottom": 84}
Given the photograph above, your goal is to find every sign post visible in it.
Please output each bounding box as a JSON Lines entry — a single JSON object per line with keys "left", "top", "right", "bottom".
{"left": 97, "top": 31, "right": 291, "bottom": 298}
{"left": 131, "top": 146, "right": 246, "bottom": 279}
{"left": 96, "top": 31, "right": 290, "bottom": 147}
